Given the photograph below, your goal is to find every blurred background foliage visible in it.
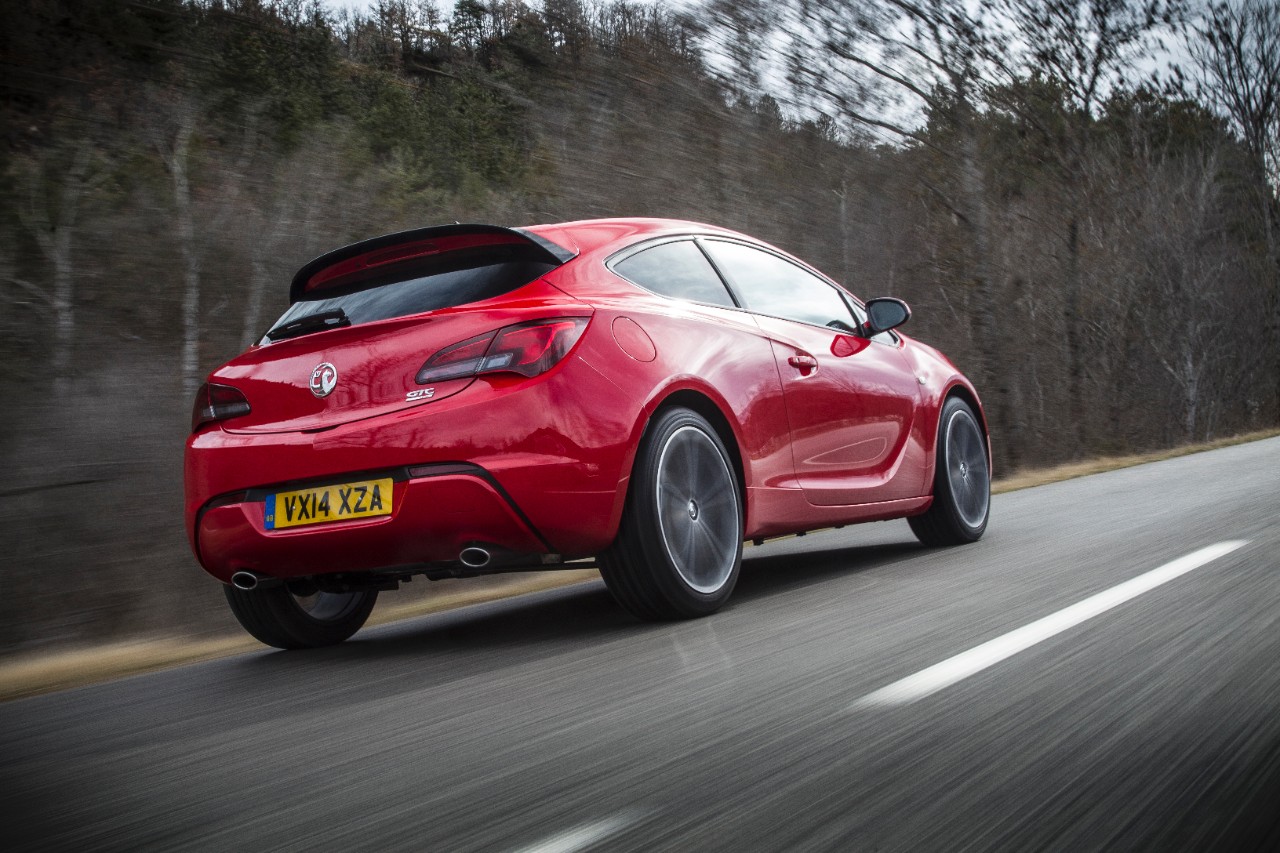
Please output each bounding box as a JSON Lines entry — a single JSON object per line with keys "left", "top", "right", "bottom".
{"left": 1, "top": 0, "right": 1277, "bottom": 653}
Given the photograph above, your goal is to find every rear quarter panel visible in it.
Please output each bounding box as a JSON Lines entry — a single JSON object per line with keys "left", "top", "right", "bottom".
{"left": 544, "top": 258, "right": 798, "bottom": 540}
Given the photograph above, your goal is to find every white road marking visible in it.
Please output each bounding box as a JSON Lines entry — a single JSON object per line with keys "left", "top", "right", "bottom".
{"left": 851, "top": 540, "right": 1250, "bottom": 709}
{"left": 511, "top": 812, "right": 642, "bottom": 853}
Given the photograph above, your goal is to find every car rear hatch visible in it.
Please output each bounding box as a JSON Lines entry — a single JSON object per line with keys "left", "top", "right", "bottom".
{"left": 210, "top": 224, "right": 582, "bottom": 434}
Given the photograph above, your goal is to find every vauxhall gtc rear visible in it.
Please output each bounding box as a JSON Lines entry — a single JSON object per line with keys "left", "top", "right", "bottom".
{"left": 186, "top": 219, "right": 990, "bottom": 648}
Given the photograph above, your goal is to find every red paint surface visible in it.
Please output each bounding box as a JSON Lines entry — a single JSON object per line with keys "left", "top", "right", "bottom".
{"left": 185, "top": 218, "right": 985, "bottom": 582}
{"left": 611, "top": 316, "right": 657, "bottom": 362}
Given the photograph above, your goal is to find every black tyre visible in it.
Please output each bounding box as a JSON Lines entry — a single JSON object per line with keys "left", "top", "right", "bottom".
{"left": 224, "top": 583, "right": 378, "bottom": 649}
{"left": 909, "top": 396, "right": 991, "bottom": 546}
{"left": 600, "top": 407, "right": 744, "bottom": 620}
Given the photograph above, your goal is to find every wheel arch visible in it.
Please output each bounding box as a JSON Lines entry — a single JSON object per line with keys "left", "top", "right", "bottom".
{"left": 600, "top": 389, "right": 749, "bottom": 619}
{"left": 647, "top": 390, "right": 748, "bottom": 505}
{"left": 942, "top": 382, "right": 992, "bottom": 467}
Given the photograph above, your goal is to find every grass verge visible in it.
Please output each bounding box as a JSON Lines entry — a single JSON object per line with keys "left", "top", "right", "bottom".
{"left": 990, "top": 428, "right": 1280, "bottom": 494}
{"left": 3, "top": 429, "right": 1277, "bottom": 702}
{"left": 0, "top": 570, "right": 601, "bottom": 703}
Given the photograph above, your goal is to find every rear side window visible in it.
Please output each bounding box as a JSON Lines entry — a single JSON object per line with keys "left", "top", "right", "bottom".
{"left": 266, "top": 246, "right": 556, "bottom": 341}
{"left": 613, "top": 241, "right": 737, "bottom": 307}
{"left": 702, "top": 240, "right": 858, "bottom": 330}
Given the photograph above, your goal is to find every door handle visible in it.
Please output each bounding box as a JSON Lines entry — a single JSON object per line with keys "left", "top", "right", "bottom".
{"left": 787, "top": 354, "right": 818, "bottom": 375}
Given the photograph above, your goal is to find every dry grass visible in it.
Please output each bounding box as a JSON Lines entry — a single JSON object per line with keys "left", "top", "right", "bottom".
{"left": 0, "top": 570, "right": 601, "bottom": 703}
{"left": 991, "top": 428, "right": 1280, "bottom": 494}
{"left": 0, "top": 637, "right": 261, "bottom": 703}
{"left": 4, "top": 429, "right": 1277, "bottom": 703}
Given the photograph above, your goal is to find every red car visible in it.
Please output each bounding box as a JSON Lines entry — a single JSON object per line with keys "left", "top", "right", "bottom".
{"left": 186, "top": 218, "right": 990, "bottom": 648}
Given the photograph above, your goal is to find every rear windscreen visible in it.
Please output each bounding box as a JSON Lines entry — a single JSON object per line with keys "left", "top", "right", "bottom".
{"left": 265, "top": 246, "right": 557, "bottom": 342}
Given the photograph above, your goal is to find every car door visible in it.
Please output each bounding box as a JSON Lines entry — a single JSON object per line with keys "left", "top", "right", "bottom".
{"left": 699, "top": 239, "right": 925, "bottom": 506}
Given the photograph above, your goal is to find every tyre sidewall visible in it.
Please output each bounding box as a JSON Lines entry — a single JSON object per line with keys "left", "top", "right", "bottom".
{"left": 935, "top": 397, "right": 989, "bottom": 541}
{"left": 627, "top": 408, "right": 743, "bottom": 616}
{"left": 225, "top": 585, "right": 378, "bottom": 649}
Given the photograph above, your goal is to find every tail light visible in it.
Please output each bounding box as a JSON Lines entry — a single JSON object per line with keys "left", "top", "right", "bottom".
{"left": 191, "top": 382, "right": 251, "bottom": 432}
{"left": 416, "top": 317, "right": 590, "bottom": 385}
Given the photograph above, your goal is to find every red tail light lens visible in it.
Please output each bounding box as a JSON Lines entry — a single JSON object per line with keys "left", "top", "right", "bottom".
{"left": 416, "top": 318, "right": 590, "bottom": 385}
{"left": 191, "top": 382, "right": 251, "bottom": 432}
{"left": 415, "top": 332, "right": 499, "bottom": 384}
{"left": 481, "top": 319, "right": 590, "bottom": 377}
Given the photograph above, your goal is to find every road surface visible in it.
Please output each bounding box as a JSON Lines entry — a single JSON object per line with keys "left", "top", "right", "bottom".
{"left": 4, "top": 438, "right": 1279, "bottom": 851}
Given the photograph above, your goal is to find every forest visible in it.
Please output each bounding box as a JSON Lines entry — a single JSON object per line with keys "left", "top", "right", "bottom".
{"left": 1, "top": 0, "right": 1277, "bottom": 652}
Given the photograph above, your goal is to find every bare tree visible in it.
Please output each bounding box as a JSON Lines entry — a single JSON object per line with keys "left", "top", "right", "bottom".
{"left": 8, "top": 140, "right": 104, "bottom": 390}
{"left": 544, "top": 0, "right": 589, "bottom": 59}
{"left": 154, "top": 97, "right": 201, "bottom": 397}
{"left": 1195, "top": 0, "right": 1280, "bottom": 190}
{"left": 147, "top": 88, "right": 262, "bottom": 396}
{"left": 238, "top": 130, "right": 364, "bottom": 349}
{"left": 1193, "top": 0, "right": 1280, "bottom": 421}
{"left": 1120, "top": 150, "right": 1233, "bottom": 442}
{"left": 706, "top": 0, "right": 1023, "bottom": 462}
{"left": 993, "top": 0, "right": 1187, "bottom": 453}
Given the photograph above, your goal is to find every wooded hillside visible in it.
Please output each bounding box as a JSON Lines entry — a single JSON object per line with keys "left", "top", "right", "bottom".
{"left": 2, "top": 0, "right": 1276, "bottom": 652}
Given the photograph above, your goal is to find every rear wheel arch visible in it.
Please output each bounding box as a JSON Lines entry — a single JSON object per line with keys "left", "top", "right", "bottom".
{"left": 601, "top": 403, "right": 745, "bottom": 619}
{"left": 601, "top": 387, "right": 749, "bottom": 561}
{"left": 647, "top": 389, "right": 747, "bottom": 514}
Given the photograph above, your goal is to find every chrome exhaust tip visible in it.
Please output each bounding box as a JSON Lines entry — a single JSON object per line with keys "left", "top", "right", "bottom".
{"left": 459, "top": 547, "right": 492, "bottom": 569}
{"left": 230, "top": 571, "right": 281, "bottom": 591}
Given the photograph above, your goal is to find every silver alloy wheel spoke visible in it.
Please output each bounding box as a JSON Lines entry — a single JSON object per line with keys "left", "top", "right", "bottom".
{"left": 656, "top": 425, "right": 740, "bottom": 594}
{"left": 946, "top": 410, "right": 990, "bottom": 529}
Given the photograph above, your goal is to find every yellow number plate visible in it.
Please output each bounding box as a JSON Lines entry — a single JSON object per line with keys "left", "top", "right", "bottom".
{"left": 264, "top": 478, "right": 394, "bottom": 530}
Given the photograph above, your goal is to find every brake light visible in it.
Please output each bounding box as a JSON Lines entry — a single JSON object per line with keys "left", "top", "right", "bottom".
{"left": 483, "top": 320, "right": 589, "bottom": 376}
{"left": 415, "top": 331, "right": 499, "bottom": 384}
{"left": 191, "top": 383, "right": 251, "bottom": 432}
{"left": 416, "top": 318, "right": 590, "bottom": 384}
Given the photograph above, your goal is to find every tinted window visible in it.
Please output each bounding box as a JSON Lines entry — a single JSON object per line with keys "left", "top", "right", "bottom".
{"left": 613, "top": 241, "right": 736, "bottom": 307}
{"left": 703, "top": 240, "right": 857, "bottom": 330}
{"left": 267, "top": 252, "right": 555, "bottom": 341}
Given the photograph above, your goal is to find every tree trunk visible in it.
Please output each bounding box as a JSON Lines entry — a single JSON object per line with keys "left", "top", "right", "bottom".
{"left": 167, "top": 116, "right": 201, "bottom": 398}
{"left": 240, "top": 256, "right": 269, "bottom": 350}
{"left": 957, "top": 124, "right": 1016, "bottom": 467}
{"left": 18, "top": 147, "right": 92, "bottom": 393}
{"left": 1263, "top": 192, "right": 1280, "bottom": 426}
{"left": 1063, "top": 213, "right": 1085, "bottom": 457}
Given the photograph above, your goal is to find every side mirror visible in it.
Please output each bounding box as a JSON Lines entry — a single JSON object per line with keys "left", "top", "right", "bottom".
{"left": 864, "top": 297, "right": 911, "bottom": 336}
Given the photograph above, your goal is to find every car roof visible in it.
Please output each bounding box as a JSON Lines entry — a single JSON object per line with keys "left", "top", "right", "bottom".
{"left": 523, "top": 218, "right": 757, "bottom": 260}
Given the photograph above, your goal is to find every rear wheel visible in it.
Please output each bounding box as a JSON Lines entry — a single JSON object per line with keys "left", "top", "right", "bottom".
{"left": 224, "top": 583, "right": 378, "bottom": 649}
{"left": 601, "top": 407, "right": 743, "bottom": 620}
{"left": 909, "top": 396, "right": 990, "bottom": 546}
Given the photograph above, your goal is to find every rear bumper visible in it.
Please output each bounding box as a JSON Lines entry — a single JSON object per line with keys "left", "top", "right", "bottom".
{"left": 193, "top": 465, "right": 551, "bottom": 584}
{"left": 185, "top": 352, "right": 642, "bottom": 583}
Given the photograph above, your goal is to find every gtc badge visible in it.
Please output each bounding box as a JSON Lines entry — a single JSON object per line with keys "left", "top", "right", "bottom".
{"left": 309, "top": 362, "right": 338, "bottom": 398}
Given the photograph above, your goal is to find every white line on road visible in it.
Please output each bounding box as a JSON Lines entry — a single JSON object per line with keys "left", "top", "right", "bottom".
{"left": 851, "top": 540, "right": 1250, "bottom": 709}
{"left": 510, "top": 812, "right": 644, "bottom": 853}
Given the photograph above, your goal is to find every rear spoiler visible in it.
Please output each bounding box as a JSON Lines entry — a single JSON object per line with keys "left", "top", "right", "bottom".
{"left": 289, "top": 224, "right": 578, "bottom": 304}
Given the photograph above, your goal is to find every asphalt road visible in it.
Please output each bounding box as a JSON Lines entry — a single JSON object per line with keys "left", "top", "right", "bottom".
{"left": 5, "top": 438, "right": 1280, "bottom": 852}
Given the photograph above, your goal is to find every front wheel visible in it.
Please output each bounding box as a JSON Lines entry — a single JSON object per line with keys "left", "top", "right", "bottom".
{"left": 909, "top": 396, "right": 990, "bottom": 546}
{"left": 224, "top": 583, "right": 378, "bottom": 649}
{"left": 600, "top": 407, "right": 744, "bottom": 620}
